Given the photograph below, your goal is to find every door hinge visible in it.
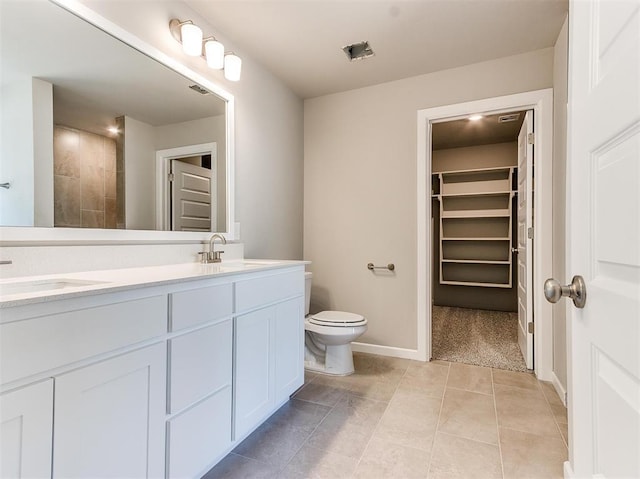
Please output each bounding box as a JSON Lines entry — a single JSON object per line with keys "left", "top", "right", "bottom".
{"left": 168, "top": 173, "right": 175, "bottom": 182}
{"left": 527, "top": 132, "right": 535, "bottom": 145}
{"left": 527, "top": 227, "right": 534, "bottom": 239}
{"left": 528, "top": 322, "right": 534, "bottom": 334}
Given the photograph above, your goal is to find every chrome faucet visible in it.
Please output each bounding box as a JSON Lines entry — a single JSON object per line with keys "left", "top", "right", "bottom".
{"left": 203, "top": 233, "right": 226, "bottom": 263}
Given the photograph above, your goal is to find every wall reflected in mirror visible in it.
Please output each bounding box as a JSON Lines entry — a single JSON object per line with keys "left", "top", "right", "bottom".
{"left": 0, "top": 0, "right": 229, "bottom": 232}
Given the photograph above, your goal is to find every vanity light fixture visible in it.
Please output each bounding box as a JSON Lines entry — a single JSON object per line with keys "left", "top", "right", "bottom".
{"left": 107, "top": 126, "right": 119, "bottom": 135}
{"left": 224, "top": 53, "right": 242, "bottom": 82}
{"left": 468, "top": 114, "right": 484, "bottom": 121}
{"left": 204, "top": 37, "right": 224, "bottom": 69}
{"left": 169, "top": 18, "right": 242, "bottom": 81}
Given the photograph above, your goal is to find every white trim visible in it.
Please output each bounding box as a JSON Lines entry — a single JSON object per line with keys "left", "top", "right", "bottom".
{"left": 351, "top": 342, "right": 423, "bottom": 361}
{"left": 550, "top": 371, "right": 567, "bottom": 407}
{"left": 155, "top": 143, "right": 218, "bottom": 231}
{"left": 563, "top": 461, "right": 575, "bottom": 479}
{"left": 417, "top": 89, "right": 554, "bottom": 380}
{"left": 0, "top": 0, "right": 236, "bottom": 244}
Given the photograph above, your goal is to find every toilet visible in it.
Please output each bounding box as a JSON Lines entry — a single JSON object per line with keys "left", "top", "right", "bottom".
{"left": 304, "top": 272, "right": 367, "bottom": 376}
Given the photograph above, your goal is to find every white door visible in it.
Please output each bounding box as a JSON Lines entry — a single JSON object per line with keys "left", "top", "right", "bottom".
{"left": 0, "top": 380, "right": 53, "bottom": 479}
{"left": 566, "top": 0, "right": 640, "bottom": 477}
{"left": 517, "top": 110, "right": 534, "bottom": 369}
{"left": 170, "top": 159, "right": 214, "bottom": 232}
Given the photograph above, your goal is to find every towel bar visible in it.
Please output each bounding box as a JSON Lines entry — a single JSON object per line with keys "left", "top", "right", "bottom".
{"left": 367, "top": 263, "right": 395, "bottom": 271}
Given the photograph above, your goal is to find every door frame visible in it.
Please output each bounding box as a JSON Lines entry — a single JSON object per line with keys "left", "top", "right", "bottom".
{"left": 416, "top": 89, "right": 555, "bottom": 382}
{"left": 155, "top": 142, "right": 217, "bottom": 231}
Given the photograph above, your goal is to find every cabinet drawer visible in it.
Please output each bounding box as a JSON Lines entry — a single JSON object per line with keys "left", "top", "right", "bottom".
{"left": 168, "top": 320, "right": 232, "bottom": 413}
{"left": 167, "top": 387, "right": 232, "bottom": 479}
{"left": 0, "top": 295, "right": 167, "bottom": 385}
{"left": 170, "top": 283, "right": 232, "bottom": 331}
{"left": 235, "top": 270, "right": 303, "bottom": 313}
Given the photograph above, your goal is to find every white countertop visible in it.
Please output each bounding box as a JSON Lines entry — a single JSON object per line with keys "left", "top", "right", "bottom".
{"left": 0, "top": 260, "right": 309, "bottom": 308}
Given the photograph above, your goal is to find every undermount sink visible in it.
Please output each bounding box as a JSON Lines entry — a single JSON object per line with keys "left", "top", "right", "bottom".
{"left": 0, "top": 279, "right": 108, "bottom": 296}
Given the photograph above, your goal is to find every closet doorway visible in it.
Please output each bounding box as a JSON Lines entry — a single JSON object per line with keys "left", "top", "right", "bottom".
{"left": 416, "top": 89, "right": 554, "bottom": 381}
{"left": 430, "top": 110, "right": 532, "bottom": 372}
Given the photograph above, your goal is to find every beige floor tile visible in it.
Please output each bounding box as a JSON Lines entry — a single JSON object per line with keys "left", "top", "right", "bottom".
{"left": 540, "top": 382, "right": 568, "bottom": 425}
{"left": 558, "top": 421, "right": 569, "bottom": 447}
{"left": 352, "top": 352, "right": 411, "bottom": 383}
{"left": 266, "top": 398, "right": 331, "bottom": 434}
{"left": 492, "top": 369, "right": 540, "bottom": 391}
{"left": 500, "top": 427, "right": 567, "bottom": 479}
{"left": 315, "top": 373, "right": 398, "bottom": 402}
{"left": 437, "top": 388, "right": 499, "bottom": 445}
{"left": 354, "top": 435, "right": 430, "bottom": 478}
{"left": 283, "top": 443, "right": 359, "bottom": 479}
{"left": 447, "top": 362, "right": 493, "bottom": 395}
{"left": 232, "top": 420, "right": 310, "bottom": 467}
{"left": 203, "top": 453, "right": 279, "bottom": 479}
{"left": 428, "top": 432, "right": 502, "bottom": 479}
{"left": 494, "top": 384, "right": 561, "bottom": 437}
{"left": 329, "top": 394, "right": 389, "bottom": 428}
{"left": 399, "top": 361, "right": 449, "bottom": 398}
{"left": 293, "top": 381, "right": 346, "bottom": 407}
{"left": 304, "top": 370, "right": 319, "bottom": 383}
{"left": 374, "top": 392, "right": 442, "bottom": 452}
{"left": 305, "top": 416, "right": 375, "bottom": 459}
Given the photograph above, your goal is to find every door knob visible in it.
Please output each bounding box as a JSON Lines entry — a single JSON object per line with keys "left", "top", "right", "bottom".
{"left": 544, "top": 275, "right": 587, "bottom": 309}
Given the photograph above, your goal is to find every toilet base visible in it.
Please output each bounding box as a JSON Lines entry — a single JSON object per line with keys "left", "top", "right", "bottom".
{"left": 304, "top": 342, "right": 355, "bottom": 376}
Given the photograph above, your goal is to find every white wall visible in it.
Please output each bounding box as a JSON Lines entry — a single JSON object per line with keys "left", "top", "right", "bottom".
{"left": 552, "top": 16, "right": 569, "bottom": 391}
{"left": 304, "top": 49, "right": 554, "bottom": 351}
{"left": 0, "top": 76, "right": 36, "bottom": 226}
{"left": 123, "top": 116, "right": 156, "bottom": 230}
{"left": 33, "top": 79, "right": 54, "bottom": 228}
{"left": 80, "top": 0, "right": 304, "bottom": 260}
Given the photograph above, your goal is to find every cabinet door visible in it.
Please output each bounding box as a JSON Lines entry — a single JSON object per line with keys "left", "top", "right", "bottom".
{"left": 53, "top": 343, "right": 166, "bottom": 479}
{"left": 274, "top": 298, "right": 304, "bottom": 405}
{"left": 234, "top": 307, "right": 274, "bottom": 439}
{"left": 0, "top": 380, "right": 53, "bottom": 479}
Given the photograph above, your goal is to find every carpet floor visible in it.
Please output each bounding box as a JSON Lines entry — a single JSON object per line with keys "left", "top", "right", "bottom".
{"left": 432, "top": 305, "right": 528, "bottom": 372}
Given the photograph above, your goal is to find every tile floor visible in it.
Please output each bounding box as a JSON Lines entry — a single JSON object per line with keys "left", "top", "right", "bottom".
{"left": 204, "top": 353, "right": 568, "bottom": 479}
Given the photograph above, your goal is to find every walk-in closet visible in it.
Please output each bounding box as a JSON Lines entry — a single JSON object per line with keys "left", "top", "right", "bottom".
{"left": 431, "top": 110, "right": 529, "bottom": 372}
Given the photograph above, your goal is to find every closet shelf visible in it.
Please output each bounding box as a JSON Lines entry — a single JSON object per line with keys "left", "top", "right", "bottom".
{"left": 433, "top": 166, "right": 515, "bottom": 176}
{"left": 438, "top": 190, "right": 513, "bottom": 198}
{"left": 440, "top": 280, "right": 513, "bottom": 289}
{"left": 441, "top": 259, "right": 511, "bottom": 265}
{"left": 436, "top": 164, "right": 515, "bottom": 289}
{"left": 442, "top": 237, "right": 510, "bottom": 241}
{"left": 441, "top": 209, "right": 510, "bottom": 218}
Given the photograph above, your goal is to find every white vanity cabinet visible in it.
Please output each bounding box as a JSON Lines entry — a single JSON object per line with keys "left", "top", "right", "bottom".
{"left": 0, "top": 263, "right": 306, "bottom": 479}
{"left": 0, "top": 380, "right": 53, "bottom": 479}
{"left": 234, "top": 270, "right": 305, "bottom": 439}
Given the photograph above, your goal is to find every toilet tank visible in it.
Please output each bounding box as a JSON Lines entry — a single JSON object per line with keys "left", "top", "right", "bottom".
{"left": 304, "top": 272, "right": 312, "bottom": 316}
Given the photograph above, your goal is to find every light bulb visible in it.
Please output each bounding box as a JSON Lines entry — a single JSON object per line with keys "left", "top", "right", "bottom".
{"left": 224, "top": 53, "right": 242, "bottom": 81}
{"left": 181, "top": 22, "right": 203, "bottom": 56}
{"left": 205, "top": 39, "right": 225, "bottom": 69}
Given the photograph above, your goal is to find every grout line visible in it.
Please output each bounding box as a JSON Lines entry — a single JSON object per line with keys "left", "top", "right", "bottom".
{"left": 492, "top": 368, "right": 507, "bottom": 479}
{"left": 426, "top": 360, "right": 451, "bottom": 478}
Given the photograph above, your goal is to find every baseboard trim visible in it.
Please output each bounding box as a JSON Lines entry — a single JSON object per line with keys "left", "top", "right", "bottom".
{"left": 551, "top": 371, "right": 568, "bottom": 407}
{"left": 563, "top": 460, "right": 574, "bottom": 478}
{"left": 351, "top": 342, "right": 424, "bottom": 361}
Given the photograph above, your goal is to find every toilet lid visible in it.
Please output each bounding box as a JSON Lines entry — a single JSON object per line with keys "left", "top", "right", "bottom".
{"left": 309, "top": 311, "right": 367, "bottom": 327}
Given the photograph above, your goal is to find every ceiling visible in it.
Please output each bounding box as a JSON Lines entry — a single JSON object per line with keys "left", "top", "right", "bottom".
{"left": 432, "top": 111, "right": 526, "bottom": 150}
{"left": 187, "top": 0, "right": 568, "bottom": 99}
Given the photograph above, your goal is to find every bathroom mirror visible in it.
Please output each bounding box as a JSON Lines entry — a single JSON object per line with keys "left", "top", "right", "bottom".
{"left": 0, "top": 0, "right": 234, "bottom": 238}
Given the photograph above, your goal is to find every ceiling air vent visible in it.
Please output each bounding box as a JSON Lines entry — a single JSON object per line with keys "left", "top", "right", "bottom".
{"left": 189, "top": 84, "right": 210, "bottom": 95}
{"left": 498, "top": 113, "right": 520, "bottom": 123}
{"left": 342, "top": 41, "right": 375, "bottom": 62}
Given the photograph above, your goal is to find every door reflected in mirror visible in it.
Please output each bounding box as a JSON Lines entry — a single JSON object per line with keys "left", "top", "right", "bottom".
{"left": 0, "top": 0, "right": 231, "bottom": 233}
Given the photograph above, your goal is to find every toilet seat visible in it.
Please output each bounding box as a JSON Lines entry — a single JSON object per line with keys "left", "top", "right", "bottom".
{"left": 308, "top": 310, "right": 367, "bottom": 327}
